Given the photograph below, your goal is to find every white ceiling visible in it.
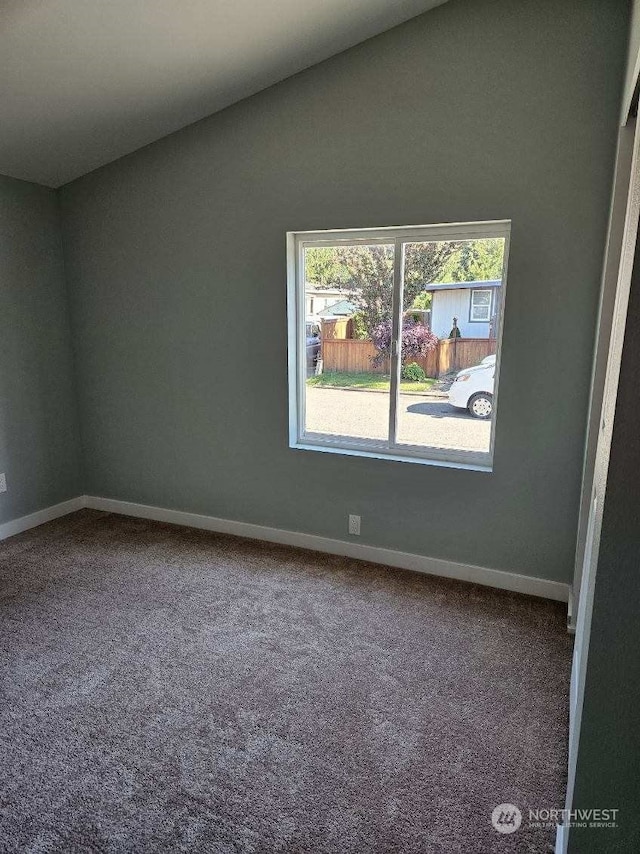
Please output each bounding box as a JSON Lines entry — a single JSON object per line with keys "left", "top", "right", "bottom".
{"left": 0, "top": 0, "right": 448, "bottom": 187}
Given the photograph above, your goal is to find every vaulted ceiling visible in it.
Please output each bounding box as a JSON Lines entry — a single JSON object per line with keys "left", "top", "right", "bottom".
{"left": 0, "top": 0, "right": 448, "bottom": 187}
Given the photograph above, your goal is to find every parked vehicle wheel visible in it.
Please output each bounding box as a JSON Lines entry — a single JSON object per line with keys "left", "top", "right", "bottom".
{"left": 468, "top": 392, "right": 493, "bottom": 419}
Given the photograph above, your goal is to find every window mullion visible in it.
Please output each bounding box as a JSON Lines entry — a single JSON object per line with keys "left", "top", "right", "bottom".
{"left": 297, "top": 238, "right": 307, "bottom": 440}
{"left": 388, "top": 238, "right": 404, "bottom": 447}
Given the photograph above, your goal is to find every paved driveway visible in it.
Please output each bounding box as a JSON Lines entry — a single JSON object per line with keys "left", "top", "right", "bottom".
{"left": 306, "top": 387, "right": 491, "bottom": 453}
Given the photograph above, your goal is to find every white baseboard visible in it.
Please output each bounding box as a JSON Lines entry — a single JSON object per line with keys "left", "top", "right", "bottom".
{"left": 84, "top": 495, "right": 570, "bottom": 603}
{"left": 0, "top": 495, "right": 87, "bottom": 542}
{"left": 0, "top": 493, "right": 571, "bottom": 604}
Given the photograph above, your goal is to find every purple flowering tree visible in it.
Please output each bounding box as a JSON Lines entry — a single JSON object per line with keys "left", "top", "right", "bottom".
{"left": 371, "top": 319, "right": 438, "bottom": 368}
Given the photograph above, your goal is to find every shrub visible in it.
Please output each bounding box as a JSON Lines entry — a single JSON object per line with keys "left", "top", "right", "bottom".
{"left": 351, "top": 311, "right": 369, "bottom": 340}
{"left": 371, "top": 319, "right": 438, "bottom": 367}
{"left": 401, "top": 362, "right": 427, "bottom": 382}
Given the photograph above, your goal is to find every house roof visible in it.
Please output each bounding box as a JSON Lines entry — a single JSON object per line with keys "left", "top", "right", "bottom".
{"left": 318, "top": 299, "right": 357, "bottom": 317}
{"left": 427, "top": 279, "right": 501, "bottom": 292}
{"left": 305, "top": 286, "right": 349, "bottom": 296}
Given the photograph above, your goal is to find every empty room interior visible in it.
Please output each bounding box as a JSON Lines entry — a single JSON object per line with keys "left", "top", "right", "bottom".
{"left": 1, "top": 0, "right": 639, "bottom": 851}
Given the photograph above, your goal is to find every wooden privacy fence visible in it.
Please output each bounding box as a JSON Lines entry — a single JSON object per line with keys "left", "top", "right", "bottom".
{"left": 321, "top": 339, "right": 386, "bottom": 374}
{"left": 321, "top": 337, "right": 496, "bottom": 378}
{"left": 320, "top": 317, "right": 354, "bottom": 340}
{"left": 437, "top": 337, "right": 497, "bottom": 375}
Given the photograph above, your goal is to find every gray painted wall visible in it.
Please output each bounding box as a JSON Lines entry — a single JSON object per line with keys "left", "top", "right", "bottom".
{"left": 59, "top": 0, "right": 628, "bottom": 583}
{"left": 0, "top": 174, "right": 82, "bottom": 523}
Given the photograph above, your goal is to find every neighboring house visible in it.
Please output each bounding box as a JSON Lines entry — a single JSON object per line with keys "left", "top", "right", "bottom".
{"left": 427, "top": 279, "right": 501, "bottom": 339}
{"left": 308, "top": 281, "right": 501, "bottom": 336}
{"left": 317, "top": 298, "right": 357, "bottom": 318}
{"left": 305, "top": 287, "right": 352, "bottom": 319}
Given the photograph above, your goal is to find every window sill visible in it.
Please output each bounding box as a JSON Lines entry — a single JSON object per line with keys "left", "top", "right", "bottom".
{"left": 292, "top": 436, "right": 493, "bottom": 472}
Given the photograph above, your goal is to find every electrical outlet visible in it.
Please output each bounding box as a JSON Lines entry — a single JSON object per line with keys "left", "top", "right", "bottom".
{"left": 0, "top": 473, "right": 6, "bottom": 494}
{"left": 348, "top": 514, "right": 361, "bottom": 536}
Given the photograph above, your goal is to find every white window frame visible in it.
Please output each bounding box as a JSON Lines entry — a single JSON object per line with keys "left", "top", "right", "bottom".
{"left": 469, "top": 288, "right": 493, "bottom": 323}
{"left": 287, "top": 220, "right": 511, "bottom": 471}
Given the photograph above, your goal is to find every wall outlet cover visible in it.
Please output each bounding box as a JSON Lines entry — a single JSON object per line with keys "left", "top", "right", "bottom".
{"left": 348, "top": 514, "right": 361, "bottom": 535}
{"left": 0, "top": 473, "right": 6, "bottom": 493}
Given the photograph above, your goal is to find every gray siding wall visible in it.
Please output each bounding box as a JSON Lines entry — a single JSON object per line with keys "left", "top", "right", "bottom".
{"left": 431, "top": 289, "right": 492, "bottom": 339}
{"left": 58, "top": 0, "right": 627, "bottom": 583}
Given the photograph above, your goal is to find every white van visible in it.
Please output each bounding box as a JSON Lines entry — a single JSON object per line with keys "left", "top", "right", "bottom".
{"left": 448, "top": 355, "right": 495, "bottom": 419}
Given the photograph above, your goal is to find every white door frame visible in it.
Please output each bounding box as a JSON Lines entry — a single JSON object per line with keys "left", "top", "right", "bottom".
{"left": 558, "top": 109, "right": 640, "bottom": 854}
{"left": 570, "top": 120, "right": 635, "bottom": 627}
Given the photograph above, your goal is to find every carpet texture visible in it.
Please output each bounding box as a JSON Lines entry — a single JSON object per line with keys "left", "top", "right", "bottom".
{"left": 0, "top": 510, "right": 572, "bottom": 853}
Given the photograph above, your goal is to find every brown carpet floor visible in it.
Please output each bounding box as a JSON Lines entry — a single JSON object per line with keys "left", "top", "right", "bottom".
{"left": 0, "top": 510, "right": 572, "bottom": 853}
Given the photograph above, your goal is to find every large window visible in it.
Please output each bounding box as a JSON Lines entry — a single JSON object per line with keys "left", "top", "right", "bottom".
{"left": 287, "top": 221, "right": 510, "bottom": 470}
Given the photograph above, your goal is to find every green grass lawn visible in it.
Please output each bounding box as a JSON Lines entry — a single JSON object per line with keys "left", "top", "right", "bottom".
{"left": 307, "top": 371, "right": 436, "bottom": 393}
